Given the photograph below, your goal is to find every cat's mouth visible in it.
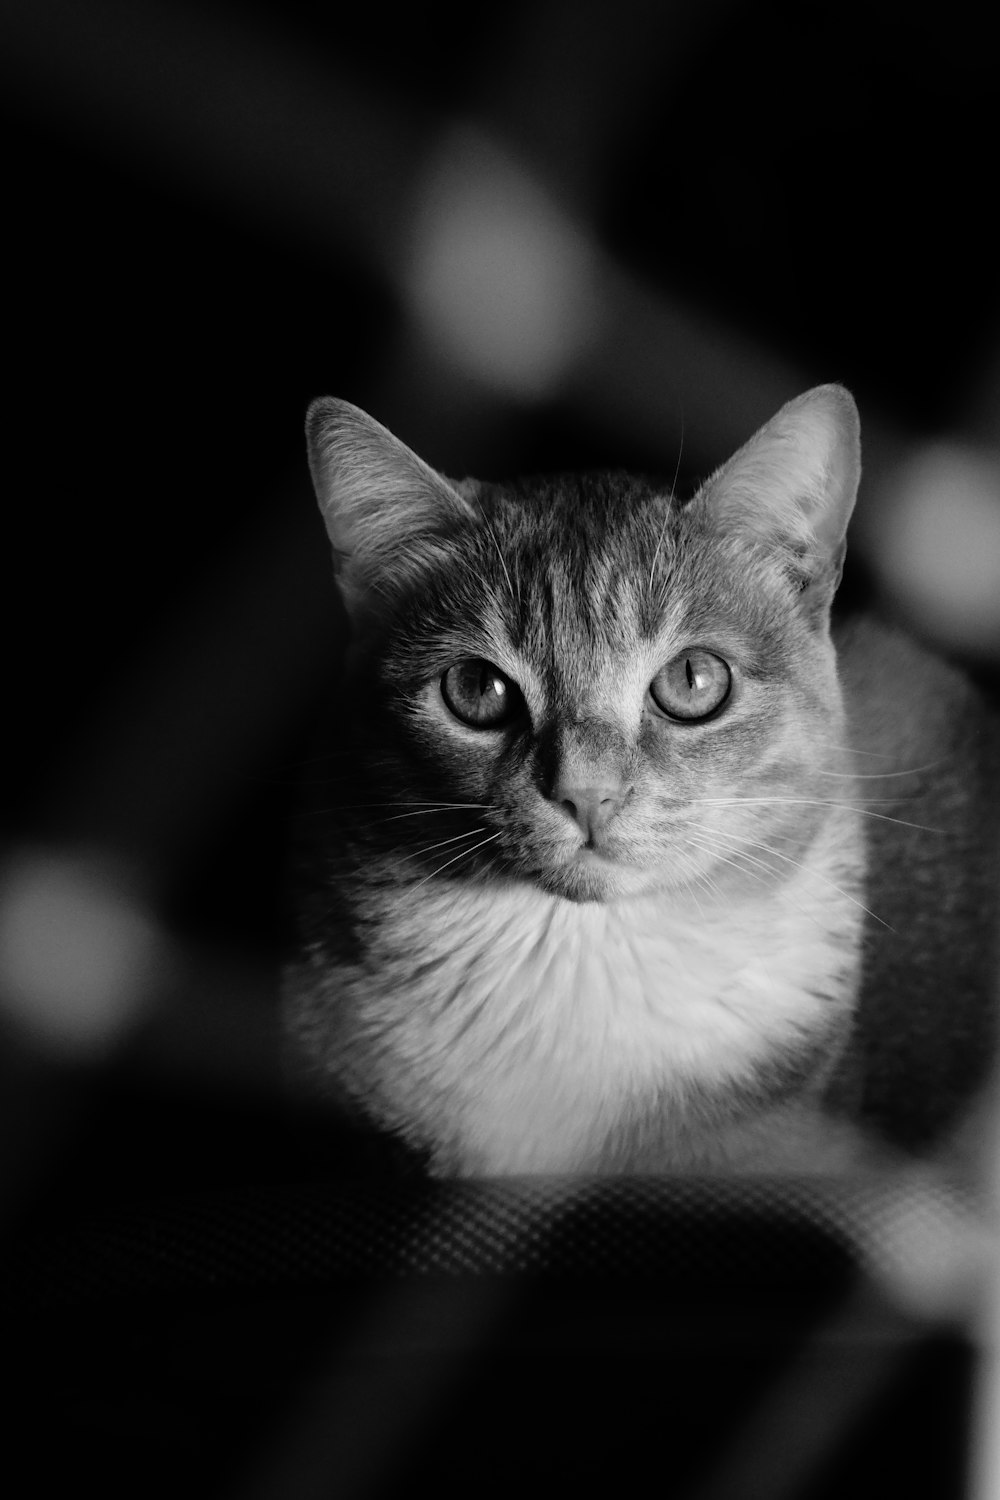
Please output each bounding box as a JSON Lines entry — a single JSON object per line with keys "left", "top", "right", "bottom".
{"left": 535, "top": 846, "right": 645, "bottom": 904}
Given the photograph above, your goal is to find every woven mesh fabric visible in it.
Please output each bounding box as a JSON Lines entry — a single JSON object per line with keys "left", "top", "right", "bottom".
{"left": 2, "top": 1174, "right": 981, "bottom": 1310}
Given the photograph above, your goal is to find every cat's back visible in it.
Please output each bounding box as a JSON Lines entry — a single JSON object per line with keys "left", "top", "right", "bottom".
{"left": 833, "top": 615, "right": 1000, "bottom": 1151}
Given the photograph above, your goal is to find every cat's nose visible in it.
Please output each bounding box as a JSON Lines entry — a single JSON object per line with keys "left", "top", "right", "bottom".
{"left": 555, "top": 786, "right": 624, "bottom": 844}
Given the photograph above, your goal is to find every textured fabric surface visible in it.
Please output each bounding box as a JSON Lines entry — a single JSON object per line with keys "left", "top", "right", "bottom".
{"left": 2, "top": 1173, "right": 981, "bottom": 1310}
{"left": 3, "top": 1173, "right": 980, "bottom": 1500}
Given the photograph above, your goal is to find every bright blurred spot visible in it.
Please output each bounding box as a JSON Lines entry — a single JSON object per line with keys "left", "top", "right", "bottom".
{"left": 406, "top": 125, "right": 600, "bottom": 399}
{"left": 970, "top": 1098, "right": 1000, "bottom": 1500}
{"left": 857, "top": 1178, "right": 992, "bottom": 1322}
{"left": 0, "top": 850, "right": 160, "bottom": 1058}
{"left": 873, "top": 444, "right": 1000, "bottom": 654}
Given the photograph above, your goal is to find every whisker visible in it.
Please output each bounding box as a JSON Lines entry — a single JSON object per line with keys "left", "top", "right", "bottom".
{"left": 362, "top": 826, "right": 484, "bottom": 869}
{"left": 813, "top": 741, "right": 899, "bottom": 760}
{"left": 345, "top": 800, "right": 488, "bottom": 810}
{"left": 681, "top": 855, "right": 801, "bottom": 988}
{"left": 684, "top": 877, "right": 710, "bottom": 924}
{"left": 410, "top": 828, "right": 489, "bottom": 861}
{"left": 683, "top": 835, "right": 772, "bottom": 893}
{"left": 377, "top": 805, "right": 488, "bottom": 824}
{"left": 290, "top": 800, "right": 486, "bottom": 824}
{"left": 409, "top": 832, "right": 502, "bottom": 892}
{"left": 811, "top": 761, "right": 944, "bottom": 781}
{"left": 763, "top": 843, "right": 893, "bottom": 932}
{"left": 696, "top": 826, "right": 894, "bottom": 933}
{"left": 688, "top": 796, "right": 945, "bottom": 835}
{"left": 692, "top": 828, "right": 781, "bottom": 882}
{"left": 685, "top": 832, "right": 852, "bottom": 937}
{"left": 679, "top": 846, "right": 805, "bottom": 989}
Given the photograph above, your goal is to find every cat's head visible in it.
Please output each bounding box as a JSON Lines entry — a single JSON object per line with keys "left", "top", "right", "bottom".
{"left": 305, "top": 387, "right": 861, "bottom": 904}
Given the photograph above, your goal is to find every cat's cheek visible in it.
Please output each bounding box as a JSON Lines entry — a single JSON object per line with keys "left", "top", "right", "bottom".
{"left": 404, "top": 703, "right": 503, "bottom": 802}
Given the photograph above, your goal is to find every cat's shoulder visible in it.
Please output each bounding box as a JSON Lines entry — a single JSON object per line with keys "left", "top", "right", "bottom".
{"left": 829, "top": 615, "right": 1000, "bottom": 1152}
{"left": 833, "top": 613, "right": 999, "bottom": 768}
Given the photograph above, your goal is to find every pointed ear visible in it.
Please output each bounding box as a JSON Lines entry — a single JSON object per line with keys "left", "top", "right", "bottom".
{"left": 692, "top": 384, "right": 861, "bottom": 598}
{"left": 306, "top": 398, "right": 478, "bottom": 614}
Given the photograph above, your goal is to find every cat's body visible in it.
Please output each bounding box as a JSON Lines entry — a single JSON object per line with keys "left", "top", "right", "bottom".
{"left": 283, "top": 388, "right": 1000, "bottom": 1175}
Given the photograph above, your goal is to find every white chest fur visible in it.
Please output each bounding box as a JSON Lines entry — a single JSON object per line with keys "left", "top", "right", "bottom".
{"left": 322, "top": 814, "right": 866, "bottom": 1173}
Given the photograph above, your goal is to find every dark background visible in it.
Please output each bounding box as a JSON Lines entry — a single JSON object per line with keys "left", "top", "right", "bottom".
{"left": 2, "top": 5, "right": 998, "bottom": 1497}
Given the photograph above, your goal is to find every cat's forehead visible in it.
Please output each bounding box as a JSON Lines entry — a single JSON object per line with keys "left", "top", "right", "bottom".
{"left": 486, "top": 469, "right": 669, "bottom": 540}
{"left": 487, "top": 470, "right": 674, "bottom": 611}
{"left": 467, "top": 474, "right": 689, "bottom": 705}
{"left": 478, "top": 471, "right": 793, "bottom": 633}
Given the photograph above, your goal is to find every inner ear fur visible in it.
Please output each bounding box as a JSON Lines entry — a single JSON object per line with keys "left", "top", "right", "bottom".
{"left": 306, "top": 397, "right": 478, "bottom": 611}
{"left": 691, "top": 385, "right": 861, "bottom": 595}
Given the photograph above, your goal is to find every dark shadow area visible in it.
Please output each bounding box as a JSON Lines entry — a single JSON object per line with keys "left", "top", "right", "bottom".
{"left": 3, "top": 2, "right": 999, "bottom": 1495}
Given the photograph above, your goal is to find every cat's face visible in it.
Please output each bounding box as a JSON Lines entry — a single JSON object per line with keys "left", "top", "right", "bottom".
{"left": 308, "top": 387, "right": 861, "bottom": 906}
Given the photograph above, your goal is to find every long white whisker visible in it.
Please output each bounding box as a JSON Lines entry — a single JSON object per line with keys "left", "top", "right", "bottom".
{"left": 293, "top": 801, "right": 486, "bottom": 824}
{"left": 680, "top": 843, "right": 798, "bottom": 988}
{"left": 692, "top": 828, "right": 781, "bottom": 882}
{"left": 688, "top": 796, "right": 944, "bottom": 834}
{"left": 684, "top": 833, "right": 843, "bottom": 936}
{"left": 409, "top": 832, "right": 502, "bottom": 891}
{"left": 813, "top": 742, "right": 899, "bottom": 760}
{"left": 378, "top": 805, "right": 487, "bottom": 824}
{"left": 349, "top": 800, "right": 488, "bottom": 810}
{"left": 683, "top": 835, "right": 772, "bottom": 893}
{"left": 762, "top": 842, "right": 894, "bottom": 932}
{"left": 372, "top": 826, "right": 487, "bottom": 867}
{"left": 411, "top": 828, "right": 489, "bottom": 860}
{"left": 696, "top": 825, "right": 894, "bottom": 932}
{"left": 811, "top": 761, "right": 943, "bottom": 781}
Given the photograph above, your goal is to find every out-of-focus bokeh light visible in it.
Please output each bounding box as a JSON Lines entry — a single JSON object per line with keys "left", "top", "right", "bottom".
{"left": 854, "top": 1173, "right": 993, "bottom": 1323}
{"left": 868, "top": 444, "right": 1000, "bottom": 655}
{"left": 970, "top": 1095, "right": 1000, "bottom": 1500}
{"left": 406, "top": 125, "right": 600, "bottom": 399}
{"left": 0, "top": 850, "right": 159, "bottom": 1059}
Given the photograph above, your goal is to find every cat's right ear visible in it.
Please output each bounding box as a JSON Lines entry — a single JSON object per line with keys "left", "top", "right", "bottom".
{"left": 306, "top": 398, "right": 478, "bottom": 614}
{"left": 691, "top": 384, "right": 861, "bottom": 609}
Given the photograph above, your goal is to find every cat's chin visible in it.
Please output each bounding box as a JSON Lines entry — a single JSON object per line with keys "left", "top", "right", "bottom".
{"left": 546, "top": 878, "right": 608, "bottom": 905}
{"left": 535, "top": 852, "right": 653, "bottom": 905}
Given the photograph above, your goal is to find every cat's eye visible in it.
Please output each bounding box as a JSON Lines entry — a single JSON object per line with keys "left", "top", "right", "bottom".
{"left": 441, "top": 658, "right": 522, "bottom": 729}
{"left": 649, "top": 649, "right": 731, "bottom": 721}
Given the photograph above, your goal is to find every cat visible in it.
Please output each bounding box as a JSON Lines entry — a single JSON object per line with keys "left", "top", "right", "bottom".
{"left": 282, "top": 385, "right": 1000, "bottom": 1176}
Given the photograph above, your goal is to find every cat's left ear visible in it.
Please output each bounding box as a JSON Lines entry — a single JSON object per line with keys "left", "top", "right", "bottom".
{"left": 692, "top": 384, "right": 861, "bottom": 603}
